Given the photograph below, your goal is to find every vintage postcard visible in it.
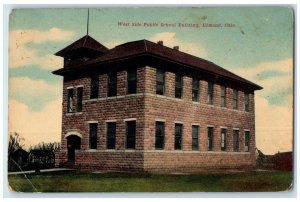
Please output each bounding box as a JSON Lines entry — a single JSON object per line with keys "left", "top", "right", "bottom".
{"left": 7, "top": 7, "right": 294, "bottom": 193}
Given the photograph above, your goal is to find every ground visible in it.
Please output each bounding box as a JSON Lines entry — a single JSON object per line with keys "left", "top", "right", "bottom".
{"left": 8, "top": 170, "right": 293, "bottom": 192}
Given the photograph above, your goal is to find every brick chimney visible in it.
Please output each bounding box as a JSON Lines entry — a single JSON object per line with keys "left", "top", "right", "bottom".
{"left": 173, "top": 46, "right": 179, "bottom": 51}
{"left": 157, "top": 41, "right": 163, "bottom": 45}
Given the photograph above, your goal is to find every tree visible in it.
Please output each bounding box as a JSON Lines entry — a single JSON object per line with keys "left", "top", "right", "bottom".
{"left": 8, "top": 132, "right": 25, "bottom": 158}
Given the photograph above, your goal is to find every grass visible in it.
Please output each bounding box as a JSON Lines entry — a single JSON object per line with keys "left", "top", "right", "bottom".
{"left": 8, "top": 170, "right": 293, "bottom": 192}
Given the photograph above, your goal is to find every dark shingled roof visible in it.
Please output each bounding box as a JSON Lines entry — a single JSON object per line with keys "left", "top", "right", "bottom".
{"left": 55, "top": 35, "right": 109, "bottom": 56}
{"left": 53, "top": 37, "right": 262, "bottom": 90}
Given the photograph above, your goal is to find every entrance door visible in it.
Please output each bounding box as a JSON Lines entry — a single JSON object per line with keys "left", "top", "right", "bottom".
{"left": 66, "top": 135, "right": 81, "bottom": 162}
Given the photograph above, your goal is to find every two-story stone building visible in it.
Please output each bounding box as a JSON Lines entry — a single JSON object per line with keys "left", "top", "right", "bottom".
{"left": 53, "top": 35, "right": 262, "bottom": 172}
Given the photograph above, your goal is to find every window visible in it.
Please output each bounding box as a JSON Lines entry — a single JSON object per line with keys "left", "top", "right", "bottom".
{"left": 108, "top": 71, "right": 117, "bottom": 97}
{"left": 207, "top": 127, "right": 213, "bottom": 151}
{"left": 192, "top": 78, "right": 199, "bottom": 102}
{"left": 89, "top": 123, "right": 98, "bottom": 149}
{"left": 155, "top": 122, "right": 165, "bottom": 149}
{"left": 207, "top": 82, "right": 213, "bottom": 104}
{"left": 192, "top": 125, "right": 199, "bottom": 150}
{"left": 127, "top": 68, "right": 137, "bottom": 94}
{"left": 233, "top": 89, "right": 238, "bottom": 109}
{"left": 245, "top": 131, "right": 250, "bottom": 152}
{"left": 175, "top": 74, "right": 183, "bottom": 99}
{"left": 233, "top": 130, "right": 239, "bottom": 152}
{"left": 174, "top": 123, "right": 183, "bottom": 150}
{"left": 67, "top": 88, "right": 73, "bottom": 113}
{"left": 221, "top": 128, "right": 227, "bottom": 151}
{"left": 76, "top": 87, "right": 83, "bottom": 112}
{"left": 107, "top": 122, "right": 116, "bottom": 149}
{"left": 126, "top": 121, "right": 136, "bottom": 149}
{"left": 221, "top": 86, "right": 226, "bottom": 107}
{"left": 244, "top": 93, "right": 249, "bottom": 112}
{"left": 90, "top": 75, "right": 99, "bottom": 99}
{"left": 156, "top": 69, "right": 165, "bottom": 95}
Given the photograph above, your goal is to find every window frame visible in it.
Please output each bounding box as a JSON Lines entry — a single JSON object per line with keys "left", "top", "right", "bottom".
{"left": 155, "top": 121, "right": 165, "bottom": 149}
{"left": 233, "top": 129, "right": 239, "bottom": 152}
{"left": 221, "top": 128, "right": 227, "bottom": 151}
{"left": 126, "top": 121, "right": 136, "bottom": 149}
{"left": 244, "top": 131, "right": 250, "bottom": 152}
{"left": 207, "top": 127, "right": 214, "bottom": 151}
{"left": 192, "top": 125, "right": 199, "bottom": 150}
{"left": 76, "top": 87, "right": 83, "bottom": 112}
{"left": 233, "top": 89, "right": 238, "bottom": 109}
{"left": 221, "top": 86, "right": 226, "bottom": 107}
{"left": 207, "top": 82, "right": 214, "bottom": 105}
{"left": 127, "top": 68, "right": 137, "bottom": 94}
{"left": 67, "top": 88, "right": 73, "bottom": 113}
{"left": 175, "top": 74, "right": 183, "bottom": 99}
{"left": 244, "top": 93, "right": 250, "bottom": 112}
{"left": 106, "top": 122, "right": 116, "bottom": 149}
{"left": 90, "top": 75, "right": 99, "bottom": 99}
{"left": 108, "top": 70, "right": 117, "bottom": 97}
{"left": 156, "top": 69, "right": 165, "bottom": 95}
{"left": 174, "top": 123, "right": 183, "bottom": 150}
{"left": 192, "top": 78, "right": 199, "bottom": 102}
{"left": 89, "top": 123, "right": 98, "bottom": 149}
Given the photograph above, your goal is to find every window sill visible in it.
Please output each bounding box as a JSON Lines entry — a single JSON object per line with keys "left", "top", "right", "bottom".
{"left": 66, "top": 112, "right": 83, "bottom": 116}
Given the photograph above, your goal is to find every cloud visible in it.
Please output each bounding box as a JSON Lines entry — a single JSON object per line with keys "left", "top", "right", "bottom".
{"left": 255, "top": 96, "right": 293, "bottom": 154}
{"left": 9, "top": 27, "right": 75, "bottom": 69}
{"left": 8, "top": 98, "right": 62, "bottom": 149}
{"left": 148, "top": 32, "right": 208, "bottom": 58}
{"left": 104, "top": 40, "right": 123, "bottom": 49}
{"left": 9, "top": 77, "right": 62, "bottom": 111}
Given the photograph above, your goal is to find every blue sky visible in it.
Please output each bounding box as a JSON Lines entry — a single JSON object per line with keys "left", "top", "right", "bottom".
{"left": 8, "top": 7, "right": 294, "bottom": 154}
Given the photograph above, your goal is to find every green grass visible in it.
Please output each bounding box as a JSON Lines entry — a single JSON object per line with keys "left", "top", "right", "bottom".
{"left": 8, "top": 170, "right": 293, "bottom": 192}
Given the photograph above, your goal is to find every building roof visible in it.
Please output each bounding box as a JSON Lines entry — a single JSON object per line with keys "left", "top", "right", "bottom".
{"left": 53, "top": 37, "right": 262, "bottom": 90}
{"left": 55, "top": 35, "right": 109, "bottom": 57}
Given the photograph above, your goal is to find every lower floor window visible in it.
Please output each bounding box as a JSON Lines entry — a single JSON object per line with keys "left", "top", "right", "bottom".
{"left": 174, "top": 123, "right": 183, "bottom": 150}
{"left": 89, "top": 123, "right": 98, "bottom": 149}
{"left": 221, "top": 128, "right": 227, "bottom": 151}
{"left": 207, "top": 127, "right": 214, "bottom": 151}
{"left": 244, "top": 131, "right": 250, "bottom": 152}
{"left": 233, "top": 130, "right": 239, "bottom": 152}
{"left": 192, "top": 125, "right": 199, "bottom": 150}
{"left": 106, "top": 122, "right": 116, "bottom": 149}
{"left": 126, "top": 121, "right": 136, "bottom": 149}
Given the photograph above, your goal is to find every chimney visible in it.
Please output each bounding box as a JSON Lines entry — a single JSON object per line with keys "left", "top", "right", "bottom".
{"left": 157, "top": 40, "right": 163, "bottom": 45}
{"left": 173, "top": 46, "right": 179, "bottom": 51}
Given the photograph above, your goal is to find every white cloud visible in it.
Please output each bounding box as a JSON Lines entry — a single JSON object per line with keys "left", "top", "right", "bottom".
{"left": 255, "top": 96, "right": 293, "bottom": 154}
{"left": 9, "top": 27, "right": 74, "bottom": 69}
{"left": 8, "top": 98, "right": 62, "bottom": 149}
{"left": 149, "top": 32, "right": 208, "bottom": 58}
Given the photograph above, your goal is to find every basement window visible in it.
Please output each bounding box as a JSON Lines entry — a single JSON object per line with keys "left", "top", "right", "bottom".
{"left": 192, "top": 78, "right": 199, "bottom": 102}
{"left": 245, "top": 131, "right": 250, "bottom": 152}
{"left": 76, "top": 87, "right": 83, "bottom": 112}
{"left": 107, "top": 122, "right": 116, "bottom": 149}
{"left": 126, "top": 121, "right": 136, "bottom": 149}
{"left": 207, "top": 127, "right": 214, "bottom": 151}
{"left": 174, "top": 123, "right": 183, "bottom": 150}
{"left": 233, "top": 129, "right": 239, "bottom": 152}
{"left": 67, "top": 88, "right": 73, "bottom": 113}
{"left": 175, "top": 74, "right": 183, "bottom": 99}
{"left": 156, "top": 69, "right": 165, "bottom": 95}
{"left": 90, "top": 75, "right": 99, "bottom": 99}
{"left": 207, "top": 82, "right": 213, "bottom": 105}
{"left": 221, "top": 128, "right": 227, "bottom": 151}
{"left": 127, "top": 68, "right": 137, "bottom": 94}
{"left": 155, "top": 121, "right": 165, "bottom": 149}
{"left": 108, "top": 70, "right": 117, "bottom": 97}
{"left": 89, "top": 123, "right": 98, "bottom": 149}
{"left": 192, "top": 125, "right": 199, "bottom": 150}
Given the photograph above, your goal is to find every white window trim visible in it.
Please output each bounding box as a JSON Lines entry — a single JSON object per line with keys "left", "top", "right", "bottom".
{"left": 207, "top": 125, "right": 214, "bottom": 128}
{"left": 155, "top": 119, "right": 166, "bottom": 122}
{"left": 87, "top": 121, "right": 98, "bottom": 124}
{"left": 244, "top": 129, "right": 250, "bottom": 132}
{"left": 174, "top": 121, "right": 184, "bottom": 124}
{"left": 76, "top": 85, "right": 84, "bottom": 88}
{"left": 65, "top": 131, "right": 82, "bottom": 138}
{"left": 124, "top": 118, "right": 137, "bottom": 122}
{"left": 106, "top": 120, "right": 117, "bottom": 123}
{"left": 66, "top": 86, "right": 74, "bottom": 89}
{"left": 220, "top": 126, "right": 228, "bottom": 129}
{"left": 191, "top": 123, "right": 200, "bottom": 126}
{"left": 233, "top": 128, "right": 240, "bottom": 130}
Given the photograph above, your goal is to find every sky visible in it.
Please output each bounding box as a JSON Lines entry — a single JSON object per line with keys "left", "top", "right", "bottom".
{"left": 8, "top": 7, "right": 294, "bottom": 154}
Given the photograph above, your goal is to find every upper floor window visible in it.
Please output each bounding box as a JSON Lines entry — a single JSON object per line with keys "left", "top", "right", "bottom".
{"left": 107, "top": 122, "right": 116, "bottom": 149}
{"left": 127, "top": 68, "right": 137, "bottom": 94}
{"left": 90, "top": 75, "right": 99, "bottom": 99}
{"left": 67, "top": 88, "right": 73, "bottom": 113}
{"left": 155, "top": 121, "right": 165, "bottom": 149}
{"left": 192, "top": 78, "right": 199, "bottom": 102}
{"left": 221, "top": 86, "right": 226, "bottom": 107}
{"left": 221, "top": 128, "right": 227, "bottom": 151}
{"left": 108, "top": 71, "right": 117, "bottom": 97}
{"left": 76, "top": 87, "right": 83, "bottom": 112}
{"left": 89, "top": 123, "right": 98, "bottom": 149}
{"left": 156, "top": 69, "right": 165, "bottom": 95}
{"left": 233, "top": 129, "right": 239, "bottom": 152}
{"left": 207, "top": 82, "right": 214, "bottom": 105}
{"left": 192, "top": 125, "right": 199, "bottom": 150}
{"left": 175, "top": 74, "right": 183, "bottom": 99}
{"left": 244, "top": 131, "right": 250, "bottom": 152}
{"left": 244, "top": 93, "right": 249, "bottom": 112}
{"left": 233, "top": 89, "right": 238, "bottom": 109}
{"left": 174, "top": 123, "right": 183, "bottom": 150}
{"left": 207, "top": 127, "right": 214, "bottom": 151}
{"left": 126, "top": 121, "right": 136, "bottom": 149}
